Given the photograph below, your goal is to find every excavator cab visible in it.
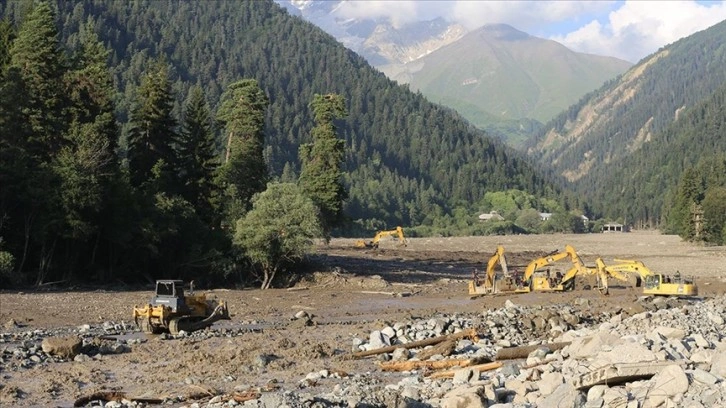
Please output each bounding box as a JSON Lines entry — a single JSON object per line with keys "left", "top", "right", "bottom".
{"left": 515, "top": 245, "right": 585, "bottom": 293}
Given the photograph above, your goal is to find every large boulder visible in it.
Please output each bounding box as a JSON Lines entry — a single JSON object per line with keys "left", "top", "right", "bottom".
{"left": 642, "top": 365, "right": 689, "bottom": 408}
{"left": 41, "top": 336, "right": 82, "bottom": 359}
{"left": 710, "top": 350, "right": 726, "bottom": 378}
{"left": 441, "top": 385, "right": 488, "bottom": 408}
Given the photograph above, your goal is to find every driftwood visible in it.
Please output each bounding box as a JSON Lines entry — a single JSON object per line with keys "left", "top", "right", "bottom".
{"left": 351, "top": 328, "right": 479, "bottom": 359}
{"left": 74, "top": 392, "right": 163, "bottom": 407}
{"left": 427, "top": 361, "right": 503, "bottom": 379}
{"left": 378, "top": 356, "right": 490, "bottom": 372}
{"left": 495, "top": 342, "right": 570, "bottom": 361}
{"left": 416, "top": 339, "right": 456, "bottom": 360}
{"left": 233, "top": 391, "right": 261, "bottom": 402}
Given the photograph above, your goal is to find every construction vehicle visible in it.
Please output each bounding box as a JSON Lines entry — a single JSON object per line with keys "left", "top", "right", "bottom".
{"left": 133, "top": 280, "right": 230, "bottom": 335}
{"left": 593, "top": 258, "right": 698, "bottom": 296}
{"left": 468, "top": 245, "right": 516, "bottom": 295}
{"left": 515, "top": 245, "right": 587, "bottom": 293}
{"left": 355, "top": 226, "right": 407, "bottom": 249}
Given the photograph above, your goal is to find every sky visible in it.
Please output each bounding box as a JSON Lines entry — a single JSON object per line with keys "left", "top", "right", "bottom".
{"left": 335, "top": 0, "right": 726, "bottom": 63}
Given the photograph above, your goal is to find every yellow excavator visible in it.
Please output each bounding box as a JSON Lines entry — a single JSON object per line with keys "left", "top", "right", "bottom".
{"left": 515, "top": 245, "right": 587, "bottom": 293}
{"left": 468, "top": 245, "right": 516, "bottom": 295}
{"left": 593, "top": 258, "right": 698, "bottom": 296}
{"left": 354, "top": 226, "right": 407, "bottom": 249}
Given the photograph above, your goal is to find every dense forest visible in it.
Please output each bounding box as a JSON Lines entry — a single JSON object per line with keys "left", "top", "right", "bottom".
{"left": 524, "top": 19, "right": 726, "bottom": 240}
{"left": 1, "top": 1, "right": 581, "bottom": 287}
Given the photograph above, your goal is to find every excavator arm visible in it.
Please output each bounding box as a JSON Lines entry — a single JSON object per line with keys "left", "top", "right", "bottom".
{"left": 517, "top": 244, "right": 585, "bottom": 292}
{"left": 356, "top": 226, "right": 406, "bottom": 249}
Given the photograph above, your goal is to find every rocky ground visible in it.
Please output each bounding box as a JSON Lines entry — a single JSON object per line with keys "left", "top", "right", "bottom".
{"left": 1, "top": 232, "right": 725, "bottom": 408}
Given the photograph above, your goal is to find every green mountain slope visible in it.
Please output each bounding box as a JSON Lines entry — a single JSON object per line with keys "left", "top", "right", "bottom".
{"left": 25, "top": 0, "right": 559, "bottom": 228}
{"left": 525, "top": 19, "right": 726, "bottom": 225}
{"left": 398, "top": 24, "right": 631, "bottom": 146}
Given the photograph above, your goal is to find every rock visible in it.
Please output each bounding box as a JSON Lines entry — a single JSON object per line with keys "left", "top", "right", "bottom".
{"left": 710, "top": 350, "right": 726, "bottom": 377}
{"left": 587, "top": 385, "right": 608, "bottom": 401}
{"left": 41, "top": 336, "right": 82, "bottom": 359}
{"left": 499, "top": 363, "right": 520, "bottom": 378}
{"left": 602, "top": 387, "right": 629, "bottom": 407}
{"left": 5, "top": 319, "right": 19, "bottom": 329}
{"left": 504, "top": 299, "right": 517, "bottom": 309}
{"left": 391, "top": 347, "right": 410, "bottom": 361}
{"left": 654, "top": 326, "right": 686, "bottom": 340}
{"left": 440, "top": 385, "right": 487, "bottom": 408}
{"left": 644, "top": 365, "right": 688, "bottom": 407}
{"left": 690, "top": 333, "right": 710, "bottom": 348}
{"left": 568, "top": 332, "right": 620, "bottom": 359}
{"left": 369, "top": 330, "right": 390, "bottom": 349}
{"left": 453, "top": 367, "right": 479, "bottom": 385}
{"left": 537, "top": 372, "right": 564, "bottom": 395}
{"left": 690, "top": 368, "right": 718, "bottom": 385}
{"left": 537, "top": 383, "right": 583, "bottom": 408}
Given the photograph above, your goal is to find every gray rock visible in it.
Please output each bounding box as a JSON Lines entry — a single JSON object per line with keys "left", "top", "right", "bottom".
{"left": 537, "top": 383, "right": 583, "bottom": 408}
{"left": 587, "top": 385, "right": 608, "bottom": 401}
{"left": 452, "top": 367, "right": 479, "bottom": 385}
{"left": 654, "top": 326, "right": 686, "bottom": 340}
{"left": 369, "top": 330, "right": 391, "bottom": 349}
{"left": 440, "top": 385, "right": 487, "bottom": 408}
{"left": 391, "top": 347, "right": 410, "bottom": 362}
{"left": 645, "top": 365, "right": 688, "bottom": 407}
{"left": 711, "top": 350, "right": 726, "bottom": 377}
{"left": 537, "top": 371, "right": 564, "bottom": 396}
{"left": 690, "top": 368, "right": 718, "bottom": 385}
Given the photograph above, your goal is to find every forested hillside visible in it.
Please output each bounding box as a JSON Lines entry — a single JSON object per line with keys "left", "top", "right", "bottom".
{"left": 525, "top": 19, "right": 726, "bottom": 233}
{"left": 48, "top": 0, "right": 557, "bottom": 226}
{"left": 0, "top": 0, "right": 572, "bottom": 286}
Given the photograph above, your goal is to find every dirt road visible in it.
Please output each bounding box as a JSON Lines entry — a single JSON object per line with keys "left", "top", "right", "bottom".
{"left": 1, "top": 232, "right": 724, "bottom": 407}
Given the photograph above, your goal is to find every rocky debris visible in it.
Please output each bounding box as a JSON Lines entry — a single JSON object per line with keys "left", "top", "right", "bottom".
{"left": 40, "top": 336, "right": 82, "bottom": 359}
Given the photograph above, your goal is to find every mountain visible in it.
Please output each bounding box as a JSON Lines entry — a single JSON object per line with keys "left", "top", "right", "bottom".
{"left": 274, "top": 2, "right": 631, "bottom": 147}
{"left": 274, "top": 1, "right": 467, "bottom": 68}
{"left": 17, "top": 0, "right": 560, "bottom": 228}
{"left": 397, "top": 24, "right": 632, "bottom": 147}
{"left": 525, "top": 19, "right": 726, "bottom": 225}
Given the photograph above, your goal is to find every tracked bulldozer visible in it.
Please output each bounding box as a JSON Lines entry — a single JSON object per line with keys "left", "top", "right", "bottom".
{"left": 133, "top": 280, "right": 230, "bottom": 335}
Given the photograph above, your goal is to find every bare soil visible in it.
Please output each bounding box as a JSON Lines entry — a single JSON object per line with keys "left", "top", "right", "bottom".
{"left": 1, "top": 232, "right": 725, "bottom": 407}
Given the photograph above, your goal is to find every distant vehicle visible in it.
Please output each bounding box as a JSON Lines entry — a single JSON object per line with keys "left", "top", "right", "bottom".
{"left": 593, "top": 258, "right": 698, "bottom": 296}
{"left": 469, "top": 245, "right": 517, "bottom": 295}
{"left": 355, "top": 226, "right": 407, "bottom": 249}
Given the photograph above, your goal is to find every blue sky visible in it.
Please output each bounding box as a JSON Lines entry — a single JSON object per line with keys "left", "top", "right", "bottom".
{"left": 335, "top": 0, "right": 726, "bottom": 62}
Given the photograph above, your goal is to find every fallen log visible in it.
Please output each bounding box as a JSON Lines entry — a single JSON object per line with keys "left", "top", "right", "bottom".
{"left": 427, "top": 361, "right": 503, "bottom": 379}
{"left": 495, "top": 342, "right": 570, "bottom": 361}
{"left": 378, "top": 357, "right": 486, "bottom": 372}
{"left": 351, "top": 328, "right": 479, "bottom": 359}
{"left": 415, "top": 339, "right": 456, "bottom": 360}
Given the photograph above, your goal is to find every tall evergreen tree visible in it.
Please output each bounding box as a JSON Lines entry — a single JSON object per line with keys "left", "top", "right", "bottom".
{"left": 55, "top": 23, "right": 120, "bottom": 278}
{"left": 216, "top": 79, "right": 269, "bottom": 229}
{"left": 126, "top": 59, "right": 179, "bottom": 192}
{"left": 8, "top": 1, "right": 67, "bottom": 160}
{"left": 299, "top": 93, "right": 348, "bottom": 239}
{"left": 178, "top": 85, "right": 218, "bottom": 223}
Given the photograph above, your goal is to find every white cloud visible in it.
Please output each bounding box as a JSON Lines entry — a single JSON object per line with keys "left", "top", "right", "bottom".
{"left": 549, "top": 1, "right": 726, "bottom": 62}
{"left": 334, "top": 0, "right": 726, "bottom": 63}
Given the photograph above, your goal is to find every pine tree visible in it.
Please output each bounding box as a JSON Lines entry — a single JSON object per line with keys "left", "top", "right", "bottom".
{"left": 298, "top": 93, "right": 348, "bottom": 240}
{"left": 216, "top": 79, "right": 269, "bottom": 228}
{"left": 178, "top": 85, "right": 218, "bottom": 223}
{"left": 126, "top": 59, "right": 179, "bottom": 192}
{"left": 8, "top": 1, "right": 68, "bottom": 160}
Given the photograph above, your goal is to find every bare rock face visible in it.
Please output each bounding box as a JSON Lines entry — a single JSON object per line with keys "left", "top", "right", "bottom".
{"left": 41, "top": 336, "right": 82, "bottom": 359}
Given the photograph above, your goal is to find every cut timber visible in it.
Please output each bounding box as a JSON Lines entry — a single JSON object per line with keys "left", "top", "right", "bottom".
{"left": 495, "top": 342, "right": 570, "bottom": 360}
{"left": 573, "top": 361, "right": 684, "bottom": 390}
{"left": 427, "top": 362, "right": 503, "bottom": 379}
{"left": 351, "top": 328, "right": 479, "bottom": 359}
{"left": 416, "top": 339, "right": 456, "bottom": 360}
{"left": 378, "top": 357, "right": 489, "bottom": 372}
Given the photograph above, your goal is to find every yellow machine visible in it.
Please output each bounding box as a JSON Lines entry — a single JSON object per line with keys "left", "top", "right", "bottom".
{"left": 355, "top": 226, "right": 407, "bottom": 249}
{"left": 468, "top": 245, "right": 516, "bottom": 295}
{"left": 593, "top": 258, "right": 698, "bottom": 296}
{"left": 515, "top": 245, "right": 587, "bottom": 293}
{"left": 133, "top": 280, "right": 230, "bottom": 335}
